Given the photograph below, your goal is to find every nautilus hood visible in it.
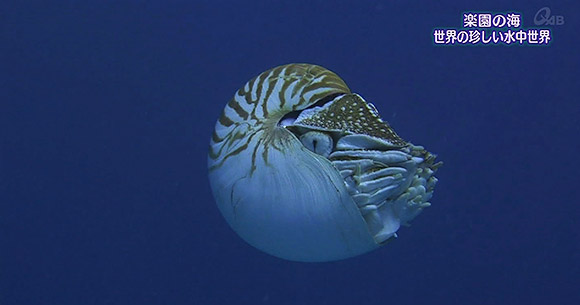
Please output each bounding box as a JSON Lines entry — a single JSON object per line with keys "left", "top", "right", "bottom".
{"left": 208, "top": 64, "right": 441, "bottom": 262}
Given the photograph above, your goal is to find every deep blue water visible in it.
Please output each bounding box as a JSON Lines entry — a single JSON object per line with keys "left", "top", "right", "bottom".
{"left": 2, "top": 1, "right": 579, "bottom": 304}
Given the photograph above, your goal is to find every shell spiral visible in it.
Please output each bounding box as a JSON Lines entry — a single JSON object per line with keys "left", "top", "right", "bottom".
{"left": 208, "top": 64, "right": 440, "bottom": 262}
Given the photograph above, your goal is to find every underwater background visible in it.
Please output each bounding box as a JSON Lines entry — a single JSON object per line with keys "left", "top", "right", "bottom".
{"left": 2, "top": 1, "right": 579, "bottom": 304}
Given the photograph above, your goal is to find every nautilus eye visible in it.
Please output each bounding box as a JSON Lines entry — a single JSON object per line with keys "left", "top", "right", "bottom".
{"left": 208, "top": 64, "right": 441, "bottom": 262}
{"left": 300, "top": 131, "right": 333, "bottom": 158}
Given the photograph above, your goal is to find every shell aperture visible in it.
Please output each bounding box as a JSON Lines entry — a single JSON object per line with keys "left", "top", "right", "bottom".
{"left": 208, "top": 64, "right": 441, "bottom": 262}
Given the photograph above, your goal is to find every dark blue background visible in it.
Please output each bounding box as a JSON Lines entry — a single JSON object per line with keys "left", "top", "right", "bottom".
{"left": 2, "top": 1, "right": 579, "bottom": 304}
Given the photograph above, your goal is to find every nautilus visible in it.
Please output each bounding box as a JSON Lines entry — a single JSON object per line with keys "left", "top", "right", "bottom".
{"left": 208, "top": 64, "right": 440, "bottom": 262}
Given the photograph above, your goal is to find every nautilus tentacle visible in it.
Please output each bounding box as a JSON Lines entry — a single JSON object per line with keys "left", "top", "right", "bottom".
{"left": 208, "top": 64, "right": 440, "bottom": 262}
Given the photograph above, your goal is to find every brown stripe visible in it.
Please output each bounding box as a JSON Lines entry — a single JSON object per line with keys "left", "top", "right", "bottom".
{"left": 212, "top": 130, "right": 223, "bottom": 143}
{"left": 208, "top": 145, "right": 219, "bottom": 159}
{"left": 227, "top": 98, "right": 249, "bottom": 120}
{"left": 249, "top": 137, "right": 262, "bottom": 175}
{"left": 218, "top": 112, "right": 234, "bottom": 127}
{"left": 278, "top": 71, "right": 295, "bottom": 109}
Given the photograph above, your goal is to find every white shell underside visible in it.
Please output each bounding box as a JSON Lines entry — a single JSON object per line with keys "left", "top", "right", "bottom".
{"left": 209, "top": 130, "right": 378, "bottom": 262}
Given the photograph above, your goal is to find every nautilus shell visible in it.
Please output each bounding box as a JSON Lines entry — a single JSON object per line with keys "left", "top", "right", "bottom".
{"left": 208, "top": 64, "right": 440, "bottom": 262}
